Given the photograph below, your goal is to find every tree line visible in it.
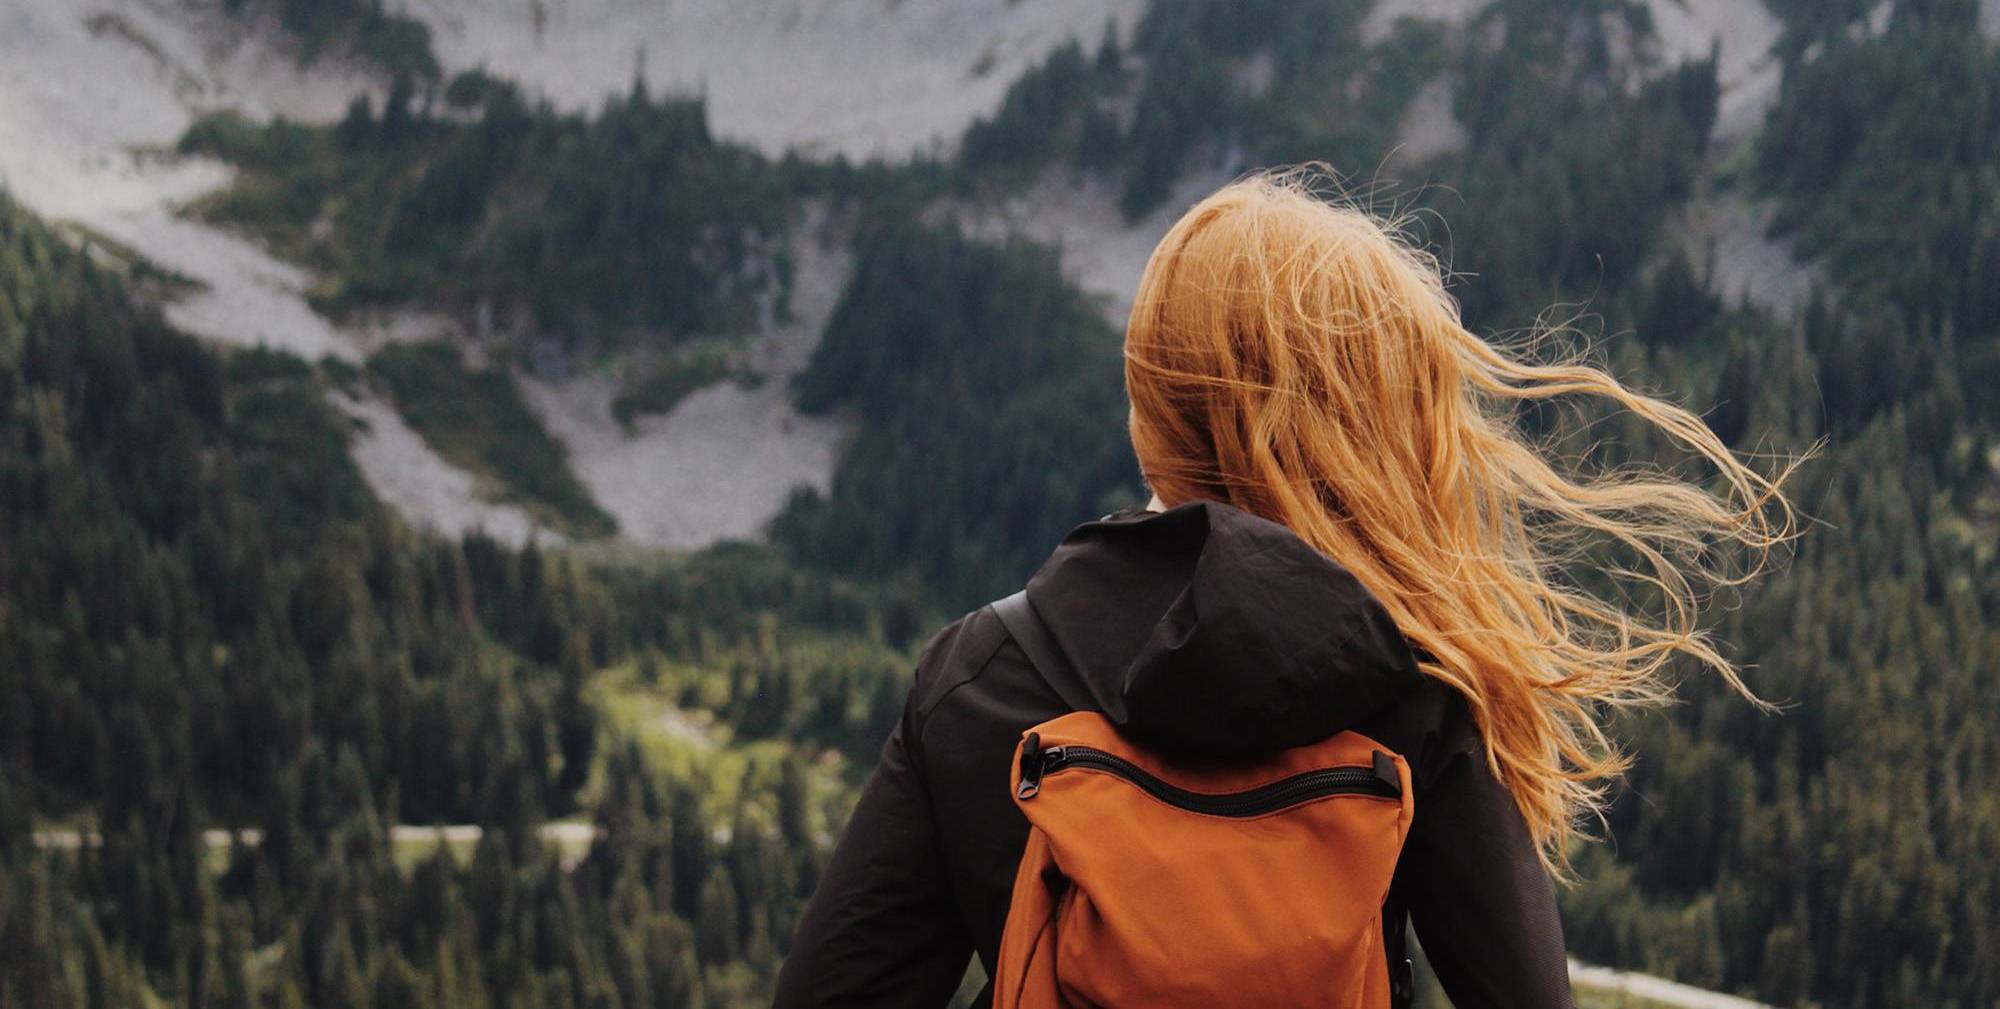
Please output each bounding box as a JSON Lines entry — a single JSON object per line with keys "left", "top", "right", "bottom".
{"left": 181, "top": 76, "right": 788, "bottom": 357}
{"left": 0, "top": 188, "right": 922, "bottom": 1006}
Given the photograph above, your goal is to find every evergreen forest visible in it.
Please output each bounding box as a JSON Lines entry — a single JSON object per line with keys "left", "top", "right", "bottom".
{"left": 3, "top": 0, "right": 1996, "bottom": 1006}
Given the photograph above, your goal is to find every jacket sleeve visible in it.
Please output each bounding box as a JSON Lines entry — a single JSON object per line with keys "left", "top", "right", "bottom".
{"left": 1398, "top": 703, "right": 1576, "bottom": 1009}
{"left": 771, "top": 687, "right": 973, "bottom": 1008}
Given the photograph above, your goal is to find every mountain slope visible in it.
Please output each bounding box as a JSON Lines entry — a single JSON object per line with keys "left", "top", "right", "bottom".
{"left": 404, "top": 0, "right": 1146, "bottom": 159}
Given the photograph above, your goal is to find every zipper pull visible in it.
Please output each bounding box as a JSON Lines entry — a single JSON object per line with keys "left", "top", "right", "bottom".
{"left": 1017, "top": 734, "right": 1060, "bottom": 799}
{"left": 1372, "top": 750, "right": 1403, "bottom": 798}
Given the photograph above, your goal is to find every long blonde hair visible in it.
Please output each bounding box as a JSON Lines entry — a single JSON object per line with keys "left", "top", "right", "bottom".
{"left": 1124, "top": 170, "right": 1799, "bottom": 873}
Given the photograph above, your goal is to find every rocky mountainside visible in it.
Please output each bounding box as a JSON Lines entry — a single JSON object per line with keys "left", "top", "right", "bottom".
{"left": 0, "top": 0, "right": 1889, "bottom": 546}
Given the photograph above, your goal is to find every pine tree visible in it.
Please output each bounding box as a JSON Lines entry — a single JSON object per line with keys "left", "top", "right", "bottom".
{"left": 668, "top": 787, "right": 709, "bottom": 923}
{"left": 692, "top": 874, "right": 739, "bottom": 967}
{"left": 555, "top": 630, "right": 598, "bottom": 800}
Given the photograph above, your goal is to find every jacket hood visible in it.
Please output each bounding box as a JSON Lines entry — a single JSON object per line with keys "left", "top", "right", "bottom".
{"left": 1022, "top": 500, "right": 1422, "bottom": 757}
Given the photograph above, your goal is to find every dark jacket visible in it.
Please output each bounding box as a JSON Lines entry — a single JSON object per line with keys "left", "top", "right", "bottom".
{"left": 772, "top": 501, "right": 1575, "bottom": 1008}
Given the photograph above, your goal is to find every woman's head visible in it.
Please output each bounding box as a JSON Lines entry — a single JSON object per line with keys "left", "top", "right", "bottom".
{"left": 1125, "top": 169, "right": 1799, "bottom": 872}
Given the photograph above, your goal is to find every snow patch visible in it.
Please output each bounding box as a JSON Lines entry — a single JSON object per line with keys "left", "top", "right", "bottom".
{"left": 0, "top": 0, "right": 564, "bottom": 540}
{"left": 1359, "top": 0, "right": 1784, "bottom": 154}
{"left": 1641, "top": 0, "right": 1785, "bottom": 151}
{"left": 337, "top": 389, "right": 556, "bottom": 546}
{"left": 1360, "top": 0, "right": 1484, "bottom": 46}
{"left": 954, "top": 168, "right": 1236, "bottom": 327}
{"left": 1232, "top": 50, "right": 1277, "bottom": 100}
{"left": 1985, "top": 0, "right": 2000, "bottom": 40}
{"left": 126, "top": 209, "right": 367, "bottom": 360}
{"left": 4, "top": 0, "right": 1143, "bottom": 553}
{"left": 0, "top": 0, "right": 379, "bottom": 360}
{"left": 1387, "top": 75, "right": 1468, "bottom": 163}
{"left": 344, "top": 307, "right": 471, "bottom": 357}
{"left": 1861, "top": 1, "right": 1895, "bottom": 39}
{"left": 517, "top": 207, "right": 851, "bottom": 550}
{"left": 1632, "top": 3, "right": 1814, "bottom": 319}
{"left": 1667, "top": 196, "right": 1818, "bottom": 321}
{"left": 400, "top": 0, "right": 1146, "bottom": 160}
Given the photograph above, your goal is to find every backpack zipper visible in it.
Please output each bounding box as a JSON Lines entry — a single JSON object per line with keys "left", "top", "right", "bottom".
{"left": 1015, "top": 733, "right": 1401, "bottom": 814}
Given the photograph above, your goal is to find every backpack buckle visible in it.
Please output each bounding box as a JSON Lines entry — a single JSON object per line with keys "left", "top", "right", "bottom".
{"left": 1390, "top": 955, "right": 1415, "bottom": 1008}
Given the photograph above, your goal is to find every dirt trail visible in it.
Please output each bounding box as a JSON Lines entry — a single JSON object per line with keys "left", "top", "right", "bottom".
{"left": 1570, "top": 959, "right": 1774, "bottom": 1009}
{"left": 36, "top": 822, "right": 604, "bottom": 869}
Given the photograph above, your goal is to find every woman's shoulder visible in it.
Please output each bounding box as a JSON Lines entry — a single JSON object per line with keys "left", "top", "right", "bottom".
{"left": 1353, "top": 672, "right": 1487, "bottom": 793}
{"left": 906, "top": 600, "right": 1015, "bottom": 724}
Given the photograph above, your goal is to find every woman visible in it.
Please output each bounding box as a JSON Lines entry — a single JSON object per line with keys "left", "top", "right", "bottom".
{"left": 771, "top": 171, "right": 1794, "bottom": 1008}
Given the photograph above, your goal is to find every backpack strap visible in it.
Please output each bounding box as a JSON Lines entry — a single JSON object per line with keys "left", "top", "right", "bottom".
{"left": 1384, "top": 889, "right": 1415, "bottom": 1009}
{"left": 990, "top": 591, "right": 1095, "bottom": 713}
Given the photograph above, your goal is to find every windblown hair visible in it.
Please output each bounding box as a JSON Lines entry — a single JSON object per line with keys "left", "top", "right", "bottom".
{"left": 1124, "top": 169, "right": 1800, "bottom": 873}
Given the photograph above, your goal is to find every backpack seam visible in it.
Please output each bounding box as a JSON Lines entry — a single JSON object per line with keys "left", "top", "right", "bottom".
{"left": 1037, "top": 767, "right": 1403, "bottom": 823}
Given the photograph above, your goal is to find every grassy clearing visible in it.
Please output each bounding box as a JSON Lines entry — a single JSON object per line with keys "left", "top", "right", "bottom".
{"left": 611, "top": 342, "right": 760, "bottom": 429}
{"left": 590, "top": 654, "right": 729, "bottom": 785}
{"left": 368, "top": 340, "right": 615, "bottom": 538}
{"left": 587, "top": 650, "right": 858, "bottom": 843}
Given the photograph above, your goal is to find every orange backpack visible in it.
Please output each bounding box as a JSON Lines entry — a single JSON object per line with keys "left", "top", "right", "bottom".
{"left": 990, "top": 592, "right": 1417, "bottom": 1009}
